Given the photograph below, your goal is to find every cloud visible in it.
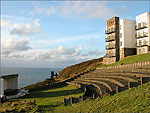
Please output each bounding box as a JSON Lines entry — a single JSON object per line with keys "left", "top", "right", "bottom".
{"left": 10, "top": 18, "right": 40, "bottom": 36}
{"left": 1, "top": 37, "right": 32, "bottom": 56}
{"left": 59, "top": 2, "right": 115, "bottom": 19}
{"left": 1, "top": 18, "right": 10, "bottom": 28}
{"left": 30, "top": 5, "right": 56, "bottom": 16}
{"left": 1, "top": 44, "right": 104, "bottom": 68}
{"left": 30, "top": 2, "right": 126, "bottom": 19}
{"left": 82, "top": 49, "right": 104, "bottom": 56}
{"left": 51, "top": 46, "right": 79, "bottom": 55}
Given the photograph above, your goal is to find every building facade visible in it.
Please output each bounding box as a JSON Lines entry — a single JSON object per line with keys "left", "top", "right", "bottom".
{"left": 0, "top": 74, "right": 18, "bottom": 95}
{"left": 136, "top": 12, "right": 150, "bottom": 55}
{"left": 119, "top": 19, "right": 136, "bottom": 60}
{"left": 103, "top": 17, "right": 120, "bottom": 64}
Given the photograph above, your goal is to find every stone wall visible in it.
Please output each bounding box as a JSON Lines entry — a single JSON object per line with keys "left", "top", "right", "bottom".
{"left": 97, "top": 61, "right": 150, "bottom": 70}
{"left": 102, "top": 57, "right": 116, "bottom": 65}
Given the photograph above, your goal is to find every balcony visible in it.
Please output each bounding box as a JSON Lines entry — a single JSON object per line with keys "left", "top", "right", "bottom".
{"left": 137, "top": 41, "right": 148, "bottom": 47}
{"left": 135, "top": 23, "right": 147, "bottom": 30}
{"left": 136, "top": 32, "right": 148, "bottom": 39}
{"left": 106, "top": 45, "right": 115, "bottom": 50}
{"left": 105, "top": 28, "right": 115, "bottom": 34}
{"left": 105, "top": 36, "right": 115, "bottom": 42}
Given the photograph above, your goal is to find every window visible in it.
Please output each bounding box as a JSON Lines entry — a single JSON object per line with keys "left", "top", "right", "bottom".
{"left": 141, "top": 22, "right": 147, "bottom": 27}
{"left": 139, "top": 40, "right": 142, "bottom": 46}
{"left": 120, "top": 25, "right": 122, "bottom": 30}
{"left": 138, "top": 23, "right": 141, "bottom": 28}
{"left": 112, "top": 35, "right": 114, "bottom": 39}
{"left": 143, "top": 40, "right": 147, "bottom": 45}
{"left": 120, "top": 41, "right": 122, "bottom": 46}
{"left": 120, "top": 49, "right": 122, "bottom": 55}
{"left": 139, "top": 49, "right": 141, "bottom": 54}
{"left": 120, "top": 33, "right": 122, "bottom": 38}
{"left": 142, "top": 48, "right": 145, "bottom": 54}
{"left": 143, "top": 32, "right": 148, "bottom": 37}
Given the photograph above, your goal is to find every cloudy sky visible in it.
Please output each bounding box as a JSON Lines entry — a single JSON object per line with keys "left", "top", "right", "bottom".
{"left": 1, "top": 1, "right": 149, "bottom": 68}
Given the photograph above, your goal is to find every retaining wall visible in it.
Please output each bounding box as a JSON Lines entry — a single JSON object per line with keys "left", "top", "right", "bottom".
{"left": 97, "top": 61, "right": 150, "bottom": 70}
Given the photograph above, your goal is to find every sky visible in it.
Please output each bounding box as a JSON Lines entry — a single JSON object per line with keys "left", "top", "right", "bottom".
{"left": 1, "top": 1, "right": 150, "bottom": 68}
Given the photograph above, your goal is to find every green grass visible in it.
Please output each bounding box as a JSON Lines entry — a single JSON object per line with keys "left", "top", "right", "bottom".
{"left": 1, "top": 82, "right": 150, "bottom": 112}
{"left": 1, "top": 84, "right": 83, "bottom": 112}
{"left": 51, "top": 83, "right": 150, "bottom": 112}
{"left": 102, "top": 53, "right": 150, "bottom": 67}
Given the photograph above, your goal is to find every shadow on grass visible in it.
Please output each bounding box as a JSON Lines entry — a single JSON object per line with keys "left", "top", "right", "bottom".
{"left": 23, "top": 84, "right": 83, "bottom": 98}
{"left": 37, "top": 104, "right": 62, "bottom": 112}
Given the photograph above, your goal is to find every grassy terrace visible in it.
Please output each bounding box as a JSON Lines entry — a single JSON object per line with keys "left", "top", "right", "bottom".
{"left": 101, "top": 53, "right": 150, "bottom": 67}
{"left": 1, "top": 83, "right": 150, "bottom": 112}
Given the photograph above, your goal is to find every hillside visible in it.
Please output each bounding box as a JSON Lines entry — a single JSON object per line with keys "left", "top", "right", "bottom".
{"left": 1, "top": 82, "right": 150, "bottom": 112}
{"left": 56, "top": 53, "right": 150, "bottom": 81}
{"left": 56, "top": 57, "right": 104, "bottom": 81}
{"left": 103, "top": 53, "right": 150, "bottom": 67}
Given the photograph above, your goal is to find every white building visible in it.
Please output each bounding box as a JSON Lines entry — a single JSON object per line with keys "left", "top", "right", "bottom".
{"left": 120, "top": 19, "right": 136, "bottom": 60}
{"left": 0, "top": 79, "right": 4, "bottom": 96}
{"left": 0, "top": 74, "right": 18, "bottom": 96}
{"left": 136, "top": 12, "right": 150, "bottom": 54}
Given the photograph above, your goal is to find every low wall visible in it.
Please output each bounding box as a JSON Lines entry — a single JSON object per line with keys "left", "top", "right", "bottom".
{"left": 97, "top": 61, "right": 150, "bottom": 70}
{"left": 102, "top": 57, "right": 116, "bottom": 65}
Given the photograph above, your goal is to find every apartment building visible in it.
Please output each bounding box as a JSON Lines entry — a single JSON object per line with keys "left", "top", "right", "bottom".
{"left": 103, "top": 16, "right": 120, "bottom": 64}
{"left": 119, "top": 19, "right": 136, "bottom": 60}
{"left": 136, "top": 12, "right": 150, "bottom": 54}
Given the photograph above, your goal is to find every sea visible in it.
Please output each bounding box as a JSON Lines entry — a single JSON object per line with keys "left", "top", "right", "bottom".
{"left": 0, "top": 67, "right": 63, "bottom": 88}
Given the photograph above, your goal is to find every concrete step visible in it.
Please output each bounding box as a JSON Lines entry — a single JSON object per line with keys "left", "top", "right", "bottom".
{"left": 74, "top": 79, "right": 117, "bottom": 92}
{"left": 81, "top": 74, "right": 139, "bottom": 82}
{"left": 95, "top": 69, "right": 150, "bottom": 75}
{"left": 78, "top": 77, "right": 125, "bottom": 87}
{"left": 72, "top": 80, "right": 108, "bottom": 96}
{"left": 87, "top": 71, "right": 150, "bottom": 78}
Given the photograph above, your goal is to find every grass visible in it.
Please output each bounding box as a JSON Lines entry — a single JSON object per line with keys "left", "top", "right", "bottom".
{"left": 50, "top": 83, "right": 150, "bottom": 113}
{"left": 57, "top": 53, "right": 149, "bottom": 81}
{"left": 1, "top": 84, "right": 83, "bottom": 112}
{"left": 56, "top": 57, "right": 103, "bottom": 81}
{"left": 1, "top": 83, "right": 150, "bottom": 112}
{"left": 102, "top": 53, "right": 150, "bottom": 67}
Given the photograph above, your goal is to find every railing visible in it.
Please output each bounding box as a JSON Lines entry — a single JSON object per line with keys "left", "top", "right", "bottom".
{"left": 137, "top": 41, "right": 148, "bottom": 47}
{"left": 105, "top": 36, "right": 115, "bottom": 42}
{"left": 106, "top": 45, "right": 115, "bottom": 50}
{"left": 97, "top": 61, "right": 150, "bottom": 70}
{"left": 135, "top": 23, "right": 147, "bottom": 30}
{"left": 136, "top": 32, "right": 148, "bottom": 39}
{"left": 105, "top": 29, "right": 115, "bottom": 34}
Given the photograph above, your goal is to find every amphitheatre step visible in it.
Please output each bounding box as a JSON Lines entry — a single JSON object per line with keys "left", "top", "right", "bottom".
{"left": 97, "top": 69, "right": 150, "bottom": 74}
{"left": 72, "top": 80, "right": 109, "bottom": 96}
{"left": 77, "top": 77, "right": 125, "bottom": 87}
{"left": 86, "top": 71, "right": 150, "bottom": 78}
{"left": 95, "top": 69, "right": 150, "bottom": 75}
{"left": 81, "top": 74, "right": 139, "bottom": 82}
{"left": 74, "top": 79, "right": 117, "bottom": 92}
{"left": 92, "top": 82, "right": 112, "bottom": 95}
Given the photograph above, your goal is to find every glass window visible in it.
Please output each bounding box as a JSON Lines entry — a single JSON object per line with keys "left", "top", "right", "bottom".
{"left": 120, "top": 33, "right": 122, "bottom": 38}
{"left": 120, "top": 41, "right": 122, "bottom": 46}
{"left": 142, "top": 48, "right": 145, "bottom": 54}
{"left": 139, "top": 49, "right": 141, "bottom": 54}
{"left": 120, "top": 25, "right": 122, "bottom": 30}
{"left": 139, "top": 40, "right": 142, "bottom": 46}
